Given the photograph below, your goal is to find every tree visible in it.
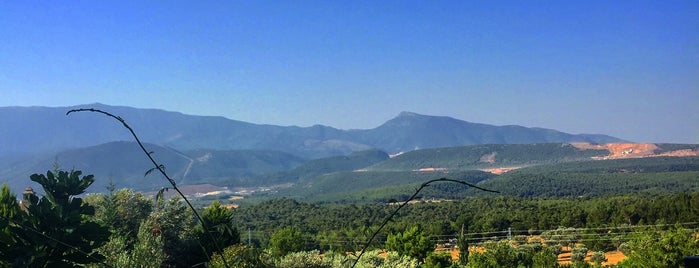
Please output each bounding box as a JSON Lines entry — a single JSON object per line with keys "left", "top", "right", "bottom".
{"left": 97, "top": 218, "right": 165, "bottom": 267}
{"left": 589, "top": 251, "right": 607, "bottom": 267}
{"left": 269, "top": 226, "right": 307, "bottom": 257}
{"left": 0, "top": 184, "right": 22, "bottom": 266}
{"left": 86, "top": 186, "right": 153, "bottom": 247}
{"left": 570, "top": 244, "right": 588, "bottom": 263}
{"left": 197, "top": 200, "right": 240, "bottom": 261}
{"left": 385, "top": 226, "right": 435, "bottom": 262}
{"left": 274, "top": 250, "right": 330, "bottom": 268}
{"left": 457, "top": 224, "right": 469, "bottom": 265}
{"left": 2, "top": 170, "right": 110, "bottom": 267}
{"left": 617, "top": 226, "right": 699, "bottom": 267}
{"left": 423, "top": 252, "right": 457, "bottom": 268}
{"left": 209, "top": 245, "right": 270, "bottom": 268}
{"left": 532, "top": 246, "right": 559, "bottom": 268}
{"left": 150, "top": 196, "right": 200, "bottom": 266}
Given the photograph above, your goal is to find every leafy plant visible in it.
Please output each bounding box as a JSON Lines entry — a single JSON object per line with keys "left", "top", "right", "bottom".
{"left": 269, "top": 226, "right": 309, "bottom": 257}
{"left": 385, "top": 226, "right": 435, "bottom": 262}
{"left": 1, "top": 170, "right": 110, "bottom": 267}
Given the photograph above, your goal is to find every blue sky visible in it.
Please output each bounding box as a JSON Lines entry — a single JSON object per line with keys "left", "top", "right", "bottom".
{"left": 1, "top": 1, "right": 697, "bottom": 143}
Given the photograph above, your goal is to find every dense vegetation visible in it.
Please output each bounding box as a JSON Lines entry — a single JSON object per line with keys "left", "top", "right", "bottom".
{"left": 256, "top": 156, "right": 699, "bottom": 203}
{"left": 3, "top": 154, "right": 699, "bottom": 267}
{"left": 471, "top": 156, "right": 699, "bottom": 198}
{"left": 232, "top": 193, "right": 699, "bottom": 249}
{"left": 279, "top": 170, "right": 494, "bottom": 203}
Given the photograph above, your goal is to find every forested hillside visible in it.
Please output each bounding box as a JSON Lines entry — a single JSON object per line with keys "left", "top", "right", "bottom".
{"left": 368, "top": 143, "right": 609, "bottom": 171}
{"left": 3, "top": 161, "right": 699, "bottom": 267}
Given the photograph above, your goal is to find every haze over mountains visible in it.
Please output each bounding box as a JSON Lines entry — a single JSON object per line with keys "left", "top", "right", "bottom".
{"left": 1, "top": 103, "right": 628, "bottom": 193}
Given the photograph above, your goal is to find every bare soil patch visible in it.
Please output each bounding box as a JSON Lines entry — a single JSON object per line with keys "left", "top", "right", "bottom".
{"left": 572, "top": 142, "right": 698, "bottom": 160}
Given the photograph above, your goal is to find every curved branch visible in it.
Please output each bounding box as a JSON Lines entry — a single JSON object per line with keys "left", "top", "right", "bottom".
{"left": 351, "top": 177, "right": 498, "bottom": 267}
{"left": 67, "top": 108, "right": 230, "bottom": 268}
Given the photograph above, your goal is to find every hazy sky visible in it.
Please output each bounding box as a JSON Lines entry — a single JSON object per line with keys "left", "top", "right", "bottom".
{"left": 1, "top": 1, "right": 697, "bottom": 143}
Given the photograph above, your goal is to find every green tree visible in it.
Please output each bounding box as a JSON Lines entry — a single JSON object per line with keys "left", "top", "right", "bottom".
{"left": 465, "top": 251, "right": 497, "bottom": 268}
{"left": 90, "top": 187, "right": 153, "bottom": 241}
{"left": 589, "top": 251, "right": 606, "bottom": 267}
{"left": 274, "top": 250, "right": 330, "bottom": 268}
{"left": 532, "top": 246, "right": 559, "bottom": 268}
{"left": 269, "top": 226, "right": 307, "bottom": 257}
{"left": 385, "top": 226, "right": 435, "bottom": 262}
{"left": 456, "top": 224, "right": 469, "bottom": 266}
{"left": 570, "top": 244, "right": 588, "bottom": 263}
{"left": 423, "top": 252, "right": 457, "bottom": 268}
{"left": 3, "top": 170, "right": 110, "bottom": 267}
{"left": 95, "top": 218, "right": 165, "bottom": 267}
{"left": 150, "top": 197, "right": 200, "bottom": 266}
{"left": 0, "top": 184, "right": 22, "bottom": 266}
{"left": 465, "top": 240, "right": 533, "bottom": 268}
{"left": 209, "top": 244, "right": 270, "bottom": 268}
{"left": 348, "top": 250, "right": 419, "bottom": 268}
{"left": 617, "top": 226, "right": 699, "bottom": 268}
{"left": 197, "top": 200, "right": 240, "bottom": 261}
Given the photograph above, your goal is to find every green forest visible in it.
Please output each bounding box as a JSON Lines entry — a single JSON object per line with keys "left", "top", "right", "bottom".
{"left": 2, "top": 164, "right": 699, "bottom": 267}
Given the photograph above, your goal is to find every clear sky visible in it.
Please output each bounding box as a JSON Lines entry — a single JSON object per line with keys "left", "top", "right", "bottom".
{"left": 1, "top": 1, "right": 697, "bottom": 143}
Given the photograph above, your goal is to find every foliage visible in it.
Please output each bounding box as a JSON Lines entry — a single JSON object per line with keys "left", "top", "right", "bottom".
{"left": 423, "top": 252, "right": 457, "bottom": 268}
{"left": 347, "top": 250, "right": 419, "bottom": 268}
{"left": 0, "top": 184, "right": 21, "bottom": 266}
{"left": 197, "top": 200, "right": 240, "bottom": 260}
{"left": 0, "top": 170, "right": 110, "bottom": 267}
{"left": 532, "top": 246, "right": 559, "bottom": 268}
{"left": 232, "top": 191, "right": 699, "bottom": 259}
{"left": 208, "top": 244, "right": 270, "bottom": 268}
{"left": 274, "top": 250, "right": 330, "bottom": 268}
{"left": 269, "top": 226, "right": 309, "bottom": 257}
{"left": 385, "top": 226, "right": 435, "bottom": 262}
{"left": 456, "top": 230, "right": 469, "bottom": 265}
{"left": 617, "top": 226, "right": 699, "bottom": 267}
{"left": 150, "top": 197, "right": 201, "bottom": 266}
{"left": 93, "top": 218, "right": 165, "bottom": 267}
{"left": 472, "top": 156, "right": 699, "bottom": 198}
{"left": 86, "top": 186, "right": 153, "bottom": 245}
{"left": 282, "top": 170, "right": 493, "bottom": 203}
{"left": 589, "top": 251, "right": 606, "bottom": 267}
{"left": 570, "top": 244, "right": 588, "bottom": 263}
{"left": 465, "top": 240, "right": 535, "bottom": 268}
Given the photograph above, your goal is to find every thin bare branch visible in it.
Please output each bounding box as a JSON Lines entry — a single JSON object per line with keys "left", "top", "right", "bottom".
{"left": 351, "top": 177, "right": 499, "bottom": 267}
{"left": 67, "top": 108, "right": 230, "bottom": 268}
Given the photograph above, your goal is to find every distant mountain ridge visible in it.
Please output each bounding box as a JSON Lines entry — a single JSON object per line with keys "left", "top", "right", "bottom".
{"left": 0, "top": 103, "right": 623, "bottom": 159}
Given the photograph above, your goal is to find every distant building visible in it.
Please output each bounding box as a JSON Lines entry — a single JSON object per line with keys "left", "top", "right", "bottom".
{"left": 19, "top": 186, "right": 35, "bottom": 211}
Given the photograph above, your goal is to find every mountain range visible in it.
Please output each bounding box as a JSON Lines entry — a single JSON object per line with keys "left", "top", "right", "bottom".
{"left": 0, "top": 103, "right": 627, "bottom": 193}
{"left": 0, "top": 103, "right": 622, "bottom": 158}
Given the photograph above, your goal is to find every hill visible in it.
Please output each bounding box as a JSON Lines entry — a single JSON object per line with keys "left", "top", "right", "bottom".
{"left": 4, "top": 141, "right": 696, "bottom": 199}
{"left": 350, "top": 112, "right": 622, "bottom": 153}
{"left": 368, "top": 143, "right": 610, "bottom": 171}
{"left": 278, "top": 170, "right": 495, "bottom": 203}
{"left": 0, "top": 104, "right": 622, "bottom": 160}
{"left": 0, "top": 141, "right": 307, "bottom": 193}
{"left": 257, "top": 143, "right": 699, "bottom": 203}
{"left": 252, "top": 149, "right": 390, "bottom": 185}
{"left": 470, "top": 156, "right": 699, "bottom": 198}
